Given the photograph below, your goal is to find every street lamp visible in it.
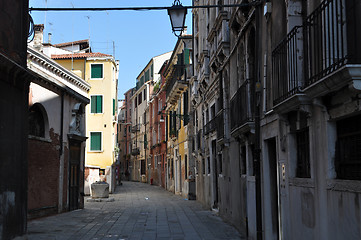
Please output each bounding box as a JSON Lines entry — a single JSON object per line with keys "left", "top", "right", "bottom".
{"left": 168, "top": 0, "right": 187, "bottom": 37}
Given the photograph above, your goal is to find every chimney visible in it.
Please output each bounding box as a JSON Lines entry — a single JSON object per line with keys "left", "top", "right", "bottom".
{"left": 48, "top": 33, "right": 52, "bottom": 44}
{"left": 32, "top": 24, "right": 44, "bottom": 51}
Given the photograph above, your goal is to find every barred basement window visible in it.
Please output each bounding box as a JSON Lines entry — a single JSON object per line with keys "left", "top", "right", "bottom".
{"left": 336, "top": 115, "right": 361, "bottom": 180}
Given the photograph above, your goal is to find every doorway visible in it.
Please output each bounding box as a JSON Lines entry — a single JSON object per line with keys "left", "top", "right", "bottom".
{"left": 69, "top": 141, "right": 80, "bottom": 211}
{"left": 267, "top": 138, "right": 280, "bottom": 239}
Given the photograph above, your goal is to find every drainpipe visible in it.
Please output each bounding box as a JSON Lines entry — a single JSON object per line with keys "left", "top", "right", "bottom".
{"left": 254, "top": 4, "right": 263, "bottom": 240}
{"left": 60, "top": 91, "right": 64, "bottom": 156}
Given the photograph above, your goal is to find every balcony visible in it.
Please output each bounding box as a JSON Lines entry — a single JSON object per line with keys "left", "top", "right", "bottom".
{"left": 131, "top": 148, "right": 140, "bottom": 156}
{"left": 131, "top": 124, "right": 140, "bottom": 133}
{"left": 166, "top": 64, "right": 188, "bottom": 105}
{"left": 272, "top": 0, "right": 361, "bottom": 112}
{"left": 230, "top": 80, "right": 254, "bottom": 136}
{"left": 303, "top": 0, "right": 361, "bottom": 97}
{"left": 272, "top": 26, "right": 308, "bottom": 112}
{"left": 204, "top": 117, "right": 217, "bottom": 136}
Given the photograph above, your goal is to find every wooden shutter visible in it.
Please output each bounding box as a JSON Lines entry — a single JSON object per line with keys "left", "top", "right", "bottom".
{"left": 91, "top": 64, "right": 103, "bottom": 78}
{"left": 91, "top": 96, "right": 97, "bottom": 113}
{"left": 184, "top": 49, "right": 190, "bottom": 65}
{"left": 90, "top": 132, "right": 101, "bottom": 150}
{"left": 113, "top": 99, "right": 116, "bottom": 116}
{"left": 96, "top": 96, "right": 103, "bottom": 113}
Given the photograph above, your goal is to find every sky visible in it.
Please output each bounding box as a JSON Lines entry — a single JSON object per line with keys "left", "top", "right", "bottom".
{"left": 29, "top": 0, "right": 192, "bottom": 99}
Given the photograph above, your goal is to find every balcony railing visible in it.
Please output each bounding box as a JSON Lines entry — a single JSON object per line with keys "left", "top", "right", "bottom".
{"left": 230, "top": 80, "right": 254, "bottom": 132}
{"left": 272, "top": 0, "right": 361, "bottom": 105}
{"left": 204, "top": 117, "right": 217, "bottom": 135}
{"left": 304, "top": 0, "right": 348, "bottom": 86}
{"left": 131, "top": 124, "right": 140, "bottom": 133}
{"left": 131, "top": 148, "right": 140, "bottom": 156}
{"left": 272, "top": 26, "right": 305, "bottom": 106}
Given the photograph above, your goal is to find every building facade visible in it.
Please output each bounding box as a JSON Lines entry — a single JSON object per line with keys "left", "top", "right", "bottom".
{"left": 163, "top": 36, "right": 195, "bottom": 199}
{"left": 49, "top": 43, "right": 119, "bottom": 194}
{"left": 129, "top": 52, "right": 172, "bottom": 182}
{"left": 191, "top": 0, "right": 361, "bottom": 239}
{"left": 27, "top": 38, "right": 90, "bottom": 218}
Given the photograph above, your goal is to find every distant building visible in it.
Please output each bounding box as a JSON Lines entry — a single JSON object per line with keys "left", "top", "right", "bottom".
{"left": 47, "top": 40, "right": 119, "bottom": 194}
{"left": 130, "top": 52, "right": 172, "bottom": 182}
{"left": 163, "top": 36, "right": 194, "bottom": 199}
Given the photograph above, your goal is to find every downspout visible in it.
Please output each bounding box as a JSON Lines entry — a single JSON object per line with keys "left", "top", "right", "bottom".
{"left": 58, "top": 91, "right": 65, "bottom": 212}
{"left": 254, "top": 4, "right": 263, "bottom": 240}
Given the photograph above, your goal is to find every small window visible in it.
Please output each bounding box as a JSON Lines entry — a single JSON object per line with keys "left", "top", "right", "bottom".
{"left": 144, "top": 88, "right": 146, "bottom": 101}
{"left": 91, "top": 95, "right": 103, "bottom": 113}
{"left": 113, "top": 99, "right": 116, "bottom": 116}
{"left": 145, "top": 70, "right": 150, "bottom": 82}
{"left": 138, "top": 92, "right": 142, "bottom": 105}
{"left": 336, "top": 115, "right": 361, "bottom": 180}
{"left": 90, "top": 132, "right": 102, "bottom": 151}
{"left": 28, "top": 104, "right": 45, "bottom": 138}
{"left": 91, "top": 64, "right": 103, "bottom": 79}
{"left": 207, "top": 157, "right": 211, "bottom": 174}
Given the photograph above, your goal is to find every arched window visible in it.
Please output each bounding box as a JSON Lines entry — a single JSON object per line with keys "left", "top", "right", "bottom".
{"left": 28, "top": 103, "right": 46, "bottom": 138}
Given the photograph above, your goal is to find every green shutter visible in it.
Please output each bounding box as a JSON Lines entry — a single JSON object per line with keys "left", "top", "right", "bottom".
{"left": 183, "top": 91, "right": 189, "bottom": 125}
{"left": 91, "top": 64, "right": 103, "bottom": 78}
{"left": 96, "top": 96, "right": 102, "bottom": 113}
{"left": 151, "top": 64, "right": 153, "bottom": 77}
{"left": 90, "top": 132, "right": 101, "bottom": 151}
{"left": 140, "top": 76, "right": 144, "bottom": 86}
{"left": 113, "top": 99, "right": 115, "bottom": 116}
{"left": 184, "top": 49, "right": 190, "bottom": 65}
{"left": 145, "top": 70, "right": 149, "bottom": 82}
{"left": 91, "top": 96, "right": 96, "bottom": 113}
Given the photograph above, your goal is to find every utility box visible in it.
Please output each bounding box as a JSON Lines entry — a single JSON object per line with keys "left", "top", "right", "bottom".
{"left": 91, "top": 181, "right": 109, "bottom": 198}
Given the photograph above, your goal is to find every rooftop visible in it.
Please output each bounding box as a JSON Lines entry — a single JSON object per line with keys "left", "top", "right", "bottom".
{"left": 51, "top": 52, "right": 112, "bottom": 60}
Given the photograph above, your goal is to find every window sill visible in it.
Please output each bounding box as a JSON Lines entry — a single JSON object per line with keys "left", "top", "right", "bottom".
{"left": 90, "top": 78, "right": 104, "bottom": 80}
{"left": 89, "top": 150, "right": 104, "bottom": 153}
{"left": 289, "top": 177, "right": 315, "bottom": 188}
{"left": 327, "top": 179, "right": 361, "bottom": 193}
{"left": 28, "top": 135, "right": 51, "bottom": 143}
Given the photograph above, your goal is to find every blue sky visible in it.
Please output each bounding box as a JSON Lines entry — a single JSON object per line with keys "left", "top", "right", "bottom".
{"left": 29, "top": 0, "right": 192, "bottom": 99}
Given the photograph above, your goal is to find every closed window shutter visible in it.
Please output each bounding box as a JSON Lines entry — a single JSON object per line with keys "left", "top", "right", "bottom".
{"left": 145, "top": 70, "right": 149, "bottom": 82}
{"left": 91, "top": 64, "right": 103, "bottom": 78}
{"left": 90, "top": 132, "right": 101, "bottom": 150}
{"left": 91, "top": 96, "right": 97, "bottom": 113}
{"left": 97, "top": 96, "right": 102, "bottom": 113}
{"left": 184, "top": 49, "right": 190, "bottom": 65}
{"left": 113, "top": 99, "right": 115, "bottom": 115}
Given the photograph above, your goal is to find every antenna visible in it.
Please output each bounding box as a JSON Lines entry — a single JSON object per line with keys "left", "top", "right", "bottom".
{"left": 85, "top": 16, "right": 91, "bottom": 44}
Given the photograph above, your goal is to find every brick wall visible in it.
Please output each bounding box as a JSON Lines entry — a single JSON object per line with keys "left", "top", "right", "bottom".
{"left": 28, "top": 129, "right": 60, "bottom": 218}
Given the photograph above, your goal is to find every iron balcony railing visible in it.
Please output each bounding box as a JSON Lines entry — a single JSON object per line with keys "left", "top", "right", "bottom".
{"left": 230, "top": 80, "right": 254, "bottom": 131}
{"left": 304, "top": 0, "right": 349, "bottom": 86}
{"left": 204, "top": 117, "right": 217, "bottom": 135}
{"left": 131, "top": 124, "right": 140, "bottom": 133}
{"left": 131, "top": 148, "right": 140, "bottom": 156}
{"left": 272, "top": 0, "right": 361, "bottom": 105}
{"left": 272, "top": 26, "right": 305, "bottom": 106}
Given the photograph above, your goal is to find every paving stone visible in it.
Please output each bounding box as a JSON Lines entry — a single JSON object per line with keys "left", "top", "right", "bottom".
{"left": 27, "top": 181, "right": 244, "bottom": 240}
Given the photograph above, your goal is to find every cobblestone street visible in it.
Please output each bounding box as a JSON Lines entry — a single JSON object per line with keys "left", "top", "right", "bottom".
{"left": 27, "top": 181, "right": 243, "bottom": 240}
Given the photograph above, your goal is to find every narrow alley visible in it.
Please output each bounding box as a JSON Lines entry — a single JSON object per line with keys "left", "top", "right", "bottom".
{"left": 27, "top": 181, "right": 243, "bottom": 240}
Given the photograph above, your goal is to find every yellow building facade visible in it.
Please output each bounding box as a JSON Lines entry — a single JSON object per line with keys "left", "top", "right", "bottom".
{"left": 52, "top": 49, "right": 118, "bottom": 193}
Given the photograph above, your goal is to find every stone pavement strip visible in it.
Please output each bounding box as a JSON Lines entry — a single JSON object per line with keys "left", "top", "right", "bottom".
{"left": 27, "top": 181, "right": 244, "bottom": 240}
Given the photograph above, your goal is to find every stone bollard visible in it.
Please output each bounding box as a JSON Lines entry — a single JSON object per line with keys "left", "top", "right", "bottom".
{"left": 91, "top": 181, "right": 109, "bottom": 198}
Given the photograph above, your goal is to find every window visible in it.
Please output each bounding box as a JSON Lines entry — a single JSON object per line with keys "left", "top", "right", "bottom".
{"left": 138, "top": 92, "right": 142, "bottom": 105}
{"left": 151, "top": 64, "right": 154, "bottom": 77}
{"left": 202, "top": 158, "right": 205, "bottom": 175}
{"left": 144, "top": 88, "right": 146, "bottom": 101}
{"left": 336, "top": 115, "right": 361, "bottom": 180}
{"left": 289, "top": 111, "right": 310, "bottom": 178}
{"left": 145, "top": 70, "right": 150, "bottom": 82}
{"left": 185, "top": 155, "right": 188, "bottom": 179}
{"left": 207, "top": 157, "right": 211, "bottom": 174}
{"left": 91, "top": 95, "right": 103, "bottom": 113}
{"left": 183, "top": 91, "right": 189, "bottom": 125}
{"left": 91, "top": 64, "right": 103, "bottom": 79}
{"left": 90, "top": 132, "right": 102, "bottom": 151}
{"left": 28, "top": 104, "right": 46, "bottom": 138}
